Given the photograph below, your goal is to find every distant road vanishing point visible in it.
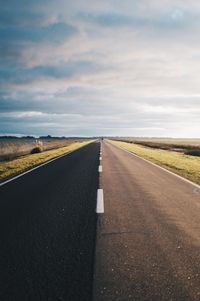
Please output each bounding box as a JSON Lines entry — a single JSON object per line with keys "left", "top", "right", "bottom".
{"left": 0, "top": 140, "right": 200, "bottom": 301}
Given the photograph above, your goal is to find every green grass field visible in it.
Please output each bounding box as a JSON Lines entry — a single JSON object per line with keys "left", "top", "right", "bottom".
{"left": 109, "top": 140, "right": 200, "bottom": 185}
{"left": 0, "top": 140, "right": 93, "bottom": 182}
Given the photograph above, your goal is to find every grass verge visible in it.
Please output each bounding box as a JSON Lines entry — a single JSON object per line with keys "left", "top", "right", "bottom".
{"left": 0, "top": 140, "right": 94, "bottom": 182}
{"left": 109, "top": 140, "right": 200, "bottom": 185}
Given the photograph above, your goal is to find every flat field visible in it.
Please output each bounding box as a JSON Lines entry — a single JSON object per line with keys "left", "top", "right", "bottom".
{"left": 0, "top": 140, "right": 93, "bottom": 182}
{"left": 109, "top": 139, "right": 200, "bottom": 185}
{"left": 116, "top": 137, "right": 200, "bottom": 146}
{"left": 0, "top": 138, "right": 84, "bottom": 161}
{"left": 112, "top": 137, "right": 200, "bottom": 156}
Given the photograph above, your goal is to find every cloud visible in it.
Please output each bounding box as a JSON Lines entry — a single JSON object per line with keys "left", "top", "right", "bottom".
{"left": 0, "top": 22, "right": 77, "bottom": 44}
{"left": 0, "top": 86, "right": 199, "bottom": 137}
{"left": 79, "top": 6, "right": 196, "bottom": 30}
{"left": 0, "top": 20, "right": 78, "bottom": 68}
{"left": 0, "top": 0, "right": 200, "bottom": 137}
{"left": 0, "top": 60, "right": 104, "bottom": 84}
{"left": 80, "top": 12, "right": 136, "bottom": 27}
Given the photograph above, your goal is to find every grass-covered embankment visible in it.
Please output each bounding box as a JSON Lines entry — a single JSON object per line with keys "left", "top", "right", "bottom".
{"left": 109, "top": 140, "right": 200, "bottom": 185}
{"left": 0, "top": 140, "right": 94, "bottom": 182}
{"left": 0, "top": 137, "right": 80, "bottom": 161}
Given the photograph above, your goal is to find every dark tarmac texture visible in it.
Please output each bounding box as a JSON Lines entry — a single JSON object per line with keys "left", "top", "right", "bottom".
{"left": 93, "top": 141, "right": 200, "bottom": 301}
{"left": 0, "top": 142, "right": 99, "bottom": 301}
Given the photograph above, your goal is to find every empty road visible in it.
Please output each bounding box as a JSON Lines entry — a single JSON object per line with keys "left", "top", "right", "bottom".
{"left": 93, "top": 140, "right": 200, "bottom": 301}
{"left": 0, "top": 142, "right": 99, "bottom": 301}
{"left": 0, "top": 140, "right": 200, "bottom": 301}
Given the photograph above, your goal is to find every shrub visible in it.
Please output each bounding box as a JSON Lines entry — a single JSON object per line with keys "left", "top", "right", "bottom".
{"left": 31, "top": 147, "right": 42, "bottom": 154}
{"left": 184, "top": 150, "right": 200, "bottom": 157}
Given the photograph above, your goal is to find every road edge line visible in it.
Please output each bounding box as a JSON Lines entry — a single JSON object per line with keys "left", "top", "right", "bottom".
{"left": 108, "top": 141, "right": 200, "bottom": 190}
{"left": 0, "top": 141, "right": 95, "bottom": 187}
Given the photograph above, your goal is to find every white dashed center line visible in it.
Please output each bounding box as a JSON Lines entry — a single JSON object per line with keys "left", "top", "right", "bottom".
{"left": 96, "top": 189, "right": 104, "bottom": 213}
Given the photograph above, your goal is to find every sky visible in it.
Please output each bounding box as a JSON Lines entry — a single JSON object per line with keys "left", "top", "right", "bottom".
{"left": 0, "top": 0, "right": 200, "bottom": 137}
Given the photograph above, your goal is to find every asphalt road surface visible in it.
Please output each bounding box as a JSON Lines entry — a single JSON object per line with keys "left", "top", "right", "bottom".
{"left": 0, "top": 142, "right": 99, "bottom": 301}
{"left": 93, "top": 140, "right": 200, "bottom": 301}
{"left": 1, "top": 140, "right": 200, "bottom": 301}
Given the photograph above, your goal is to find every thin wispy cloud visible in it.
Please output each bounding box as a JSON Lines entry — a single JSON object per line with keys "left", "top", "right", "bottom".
{"left": 0, "top": 0, "right": 199, "bottom": 137}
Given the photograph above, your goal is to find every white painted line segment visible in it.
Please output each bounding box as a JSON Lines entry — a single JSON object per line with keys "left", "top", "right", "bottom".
{"left": 98, "top": 165, "right": 102, "bottom": 172}
{"left": 99, "top": 157, "right": 102, "bottom": 160}
{"left": 96, "top": 189, "right": 104, "bottom": 213}
{"left": 110, "top": 142, "right": 200, "bottom": 190}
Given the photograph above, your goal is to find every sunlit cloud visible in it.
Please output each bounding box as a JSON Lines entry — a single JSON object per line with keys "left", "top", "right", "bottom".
{"left": 0, "top": 0, "right": 200, "bottom": 137}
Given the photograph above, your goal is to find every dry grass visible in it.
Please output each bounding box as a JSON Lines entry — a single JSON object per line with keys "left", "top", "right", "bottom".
{"left": 113, "top": 138, "right": 200, "bottom": 157}
{"left": 109, "top": 140, "right": 200, "bottom": 185}
{"left": 0, "top": 140, "right": 93, "bottom": 182}
{"left": 114, "top": 137, "right": 200, "bottom": 146}
{"left": 0, "top": 138, "right": 82, "bottom": 161}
